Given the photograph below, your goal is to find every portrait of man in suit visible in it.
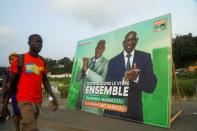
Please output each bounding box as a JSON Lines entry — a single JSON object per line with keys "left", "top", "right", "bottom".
{"left": 76, "top": 40, "right": 109, "bottom": 115}
{"left": 104, "top": 31, "right": 157, "bottom": 122}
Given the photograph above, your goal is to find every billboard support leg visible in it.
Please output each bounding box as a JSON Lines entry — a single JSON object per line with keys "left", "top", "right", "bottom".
{"left": 170, "top": 59, "right": 184, "bottom": 124}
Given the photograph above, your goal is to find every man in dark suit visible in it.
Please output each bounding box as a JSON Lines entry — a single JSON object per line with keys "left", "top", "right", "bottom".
{"left": 104, "top": 31, "right": 157, "bottom": 122}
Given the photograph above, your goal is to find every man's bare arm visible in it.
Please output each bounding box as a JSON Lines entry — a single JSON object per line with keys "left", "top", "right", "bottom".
{"left": 43, "top": 74, "right": 58, "bottom": 111}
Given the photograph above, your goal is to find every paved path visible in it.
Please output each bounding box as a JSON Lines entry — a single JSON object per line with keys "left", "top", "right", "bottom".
{"left": 0, "top": 99, "right": 196, "bottom": 131}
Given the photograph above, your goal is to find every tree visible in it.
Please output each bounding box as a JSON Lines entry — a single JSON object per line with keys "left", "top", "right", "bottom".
{"left": 172, "top": 33, "right": 197, "bottom": 69}
{"left": 45, "top": 57, "right": 73, "bottom": 74}
{"left": 0, "top": 67, "right": 6, "bottom": 77}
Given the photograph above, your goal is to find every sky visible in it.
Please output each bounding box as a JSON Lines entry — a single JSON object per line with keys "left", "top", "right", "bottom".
{"left": 0, "top": 0, "right": 197, "bottom": 66}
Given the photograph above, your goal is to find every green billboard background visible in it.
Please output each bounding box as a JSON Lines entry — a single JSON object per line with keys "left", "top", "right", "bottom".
{"left": 67, "top": 14, "right": 172, "bottom": 128}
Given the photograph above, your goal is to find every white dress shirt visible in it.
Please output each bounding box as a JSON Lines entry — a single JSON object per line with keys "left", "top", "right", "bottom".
{"left": 123, "top": 50, "right": 139, "bottom": 83}
{"left": 124, "top": 50, "right": 135, "bottom": 69}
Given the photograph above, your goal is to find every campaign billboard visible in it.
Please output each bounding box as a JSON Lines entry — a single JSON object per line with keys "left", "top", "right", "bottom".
{"left": 67, "top": 14, "right": 172, "bottom": 128}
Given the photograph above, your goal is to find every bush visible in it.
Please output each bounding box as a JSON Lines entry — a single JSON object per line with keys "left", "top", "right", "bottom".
{"left": 172, "top": 74, "right": 197, "bottom": 97}
{"left": 49, "top": 77, "right": 71, "bottom": 98}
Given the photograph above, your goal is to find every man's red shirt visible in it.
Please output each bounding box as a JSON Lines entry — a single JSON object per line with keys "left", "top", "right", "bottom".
{"left": 11, "top": 52, "right": 47, "bottom": 104}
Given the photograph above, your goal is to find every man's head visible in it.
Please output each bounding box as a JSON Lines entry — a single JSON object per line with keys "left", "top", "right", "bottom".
{"left": 123, "top": 31, "right": 138, "bottom": 54}
{"left": 95, "top": 40, "right": 106, "bottom": 60}
{"left": 28, "top": 34, "right": 43, "bottom": 55}
{"left": 9, "top": 53, "right": 18, "bottom": 64}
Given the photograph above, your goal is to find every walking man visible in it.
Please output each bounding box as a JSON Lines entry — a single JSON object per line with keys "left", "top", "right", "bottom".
{"left": 2, "top": 34, "right": 58, "bottom": 131}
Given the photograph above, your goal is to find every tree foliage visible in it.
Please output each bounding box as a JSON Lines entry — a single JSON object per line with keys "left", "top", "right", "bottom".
{"left": 172, "top": 33, "right": 197, "bottom": 69}
{"left": 45, "top": 57, "right": 73, "bottom": 75}
{"left": 0, "top": 67, "right": 6, "bottom": 77}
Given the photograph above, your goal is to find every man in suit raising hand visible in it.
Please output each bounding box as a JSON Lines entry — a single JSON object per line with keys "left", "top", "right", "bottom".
{"left": 105, "top": 31, "right": 157, "bottom": 122}
{"left": 76, "top": 40, "right": 109, "bottom": 115}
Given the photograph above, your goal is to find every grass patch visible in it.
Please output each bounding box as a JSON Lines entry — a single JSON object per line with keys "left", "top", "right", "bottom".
{"left": 172, "top": 74, "right": 197, "bottom": 97}
{"left": 49, "top": 77, "right": 71, "bottom": 98}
